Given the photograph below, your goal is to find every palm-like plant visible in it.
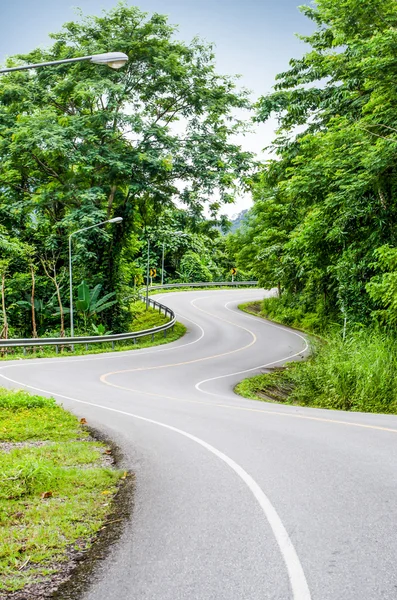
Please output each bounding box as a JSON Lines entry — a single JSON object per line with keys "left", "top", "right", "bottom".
{"left": 60, "top": 281, "right": 117, "bottom": 333}
{"left": 75, "top": 281, "right": 117, "bottom": 331}
{"left": 75, "top": 281, "right": 116, "bottom": 316}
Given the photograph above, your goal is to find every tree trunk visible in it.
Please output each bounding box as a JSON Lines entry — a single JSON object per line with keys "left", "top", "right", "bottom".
{"left": 277, "top": 282, "right": 282, "bottom": 298}
{"left": 0, "top": 273, "right": 9, "bottom": 340}
{"left": 378, "top": 188, "right": 387, "bottom": 209}
{"left": 31, "top": 264, "right": 37, "bottom": 338}
{"left": 41, "top": 258, "right": 65, "bottom": 337}
{"left": 56, "top": 282, "right": 65, "bottom": 337}
{"left": 107, "top": 184, "right": 117, "bottom": 218}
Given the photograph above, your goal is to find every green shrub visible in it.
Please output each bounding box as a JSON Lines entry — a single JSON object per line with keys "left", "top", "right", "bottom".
{"left": 292, "top": 328, "right": 397, "bottom": 413}
{"left": 261, "top": 293, "right": 331, "bottom": 334}
{"left": 237, "top": 327, "right": 397, "bottom": 414}
{"left": 0, "top": 389, "right": 56, "bottom": 411}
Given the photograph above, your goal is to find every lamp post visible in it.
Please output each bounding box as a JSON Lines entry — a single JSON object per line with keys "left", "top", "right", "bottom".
{"left": 68, "top": 217, "right": 123, "bottom": 338}
{"left": 161, "top": 241, "right": 165, "bottom": 286}
{"left": 145, "top": 231, "right": 184, "bottom": 307}
{"left": 0, "top": 52, "right": 128, "bottom": 74}
{"left": 146, "top": 238, "right": 150, "bottom": 310}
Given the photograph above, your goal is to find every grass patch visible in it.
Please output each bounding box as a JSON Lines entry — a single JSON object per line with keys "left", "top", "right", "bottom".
{"left": 0, "top": 388, "right": 124, "bottom": 594}
{"left": 0, "top": 390, "right": 84, "bottom": 442}
{"left": 236, "top": 299, "right": 397, "bottom": 414}
{"left": 1, "top": 301, "right": 186, "bottom": 361}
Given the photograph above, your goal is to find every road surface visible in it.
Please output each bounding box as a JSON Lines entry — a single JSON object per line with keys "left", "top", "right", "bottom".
{"left": 1, "top": 289, "right": 397, "bottom": 600}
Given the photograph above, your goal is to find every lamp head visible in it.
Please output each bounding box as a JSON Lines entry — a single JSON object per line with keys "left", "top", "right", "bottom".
{"left": 109, "top": 216, "right": 123, "bottom": 223}
{"left": 90, "top": 52, "right": 128, "bottom": 70}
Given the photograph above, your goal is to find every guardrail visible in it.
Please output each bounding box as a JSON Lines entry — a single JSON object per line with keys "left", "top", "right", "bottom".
{"left": 0, "top": 281, "right": 259, "bottom": 353}
{"left": 148, "top": 281, "right": 258, "bottom": 291}
{"left": 0, "top": 295, "right": 175, "bottom": 353}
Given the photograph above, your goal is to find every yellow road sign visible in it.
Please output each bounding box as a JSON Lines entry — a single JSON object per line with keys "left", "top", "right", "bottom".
{"left": 150, "top": 268, "right": 157, "bottom": 278}
{"left": 231, "top": 268, "right": 237, "bottom": 276}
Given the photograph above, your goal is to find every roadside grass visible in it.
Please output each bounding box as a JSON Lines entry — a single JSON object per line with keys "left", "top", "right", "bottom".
{"left": 0, "top": 301, "right": 186, "bottom": 361}
{"left": 236, "top": 300, "right": 397, "bottom": 415}
{"left": 238, "top": 299, "right": 325, "bottom": 337}
{"left": 0, "top": 390, "right": 83, "bottom": 442}
{"left": 0, "top": 388, "right": 124, "bottom": 594}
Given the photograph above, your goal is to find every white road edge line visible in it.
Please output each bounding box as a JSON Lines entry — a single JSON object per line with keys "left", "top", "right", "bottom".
{"left": 194, "top": 299, "right": 309, "bottom": 395}
{"left": 0, "top": 310, "right": 206, "bottom": 370}
{"left": 0, "top": 372, "right": 311, "bottom": 600}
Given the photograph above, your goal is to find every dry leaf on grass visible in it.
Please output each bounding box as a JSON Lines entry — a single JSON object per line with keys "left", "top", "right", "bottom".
{"left": 41, "top": 491, "right": 53, "bottom": 499}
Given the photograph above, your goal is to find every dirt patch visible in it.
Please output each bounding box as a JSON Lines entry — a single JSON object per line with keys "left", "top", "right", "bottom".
{"left": 243, "top": 302, "right": 262, "bottom": 315}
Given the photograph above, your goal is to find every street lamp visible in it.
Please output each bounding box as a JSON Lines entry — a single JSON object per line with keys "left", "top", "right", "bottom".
{"left": 144, "top": 232, "right": 185, "bottom": 305}
{"left": 68, "top": 217, "right": 123, "bottom": 338}
{"left": 0, "top": 52, "right": 128, "bottom": 74}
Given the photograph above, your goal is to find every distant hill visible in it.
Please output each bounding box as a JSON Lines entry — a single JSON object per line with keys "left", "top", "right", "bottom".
{"left": 229, "top": 209, "right": 249, "bottom": 232}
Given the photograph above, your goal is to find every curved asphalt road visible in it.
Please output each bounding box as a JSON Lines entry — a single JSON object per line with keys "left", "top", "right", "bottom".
{"left": 2, "top": 289, "right": 397, "bottom": 600}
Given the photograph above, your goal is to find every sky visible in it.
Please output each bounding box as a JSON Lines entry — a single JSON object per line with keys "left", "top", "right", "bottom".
{"left": 0, "top": 0, "right": 315, "bottom": 216}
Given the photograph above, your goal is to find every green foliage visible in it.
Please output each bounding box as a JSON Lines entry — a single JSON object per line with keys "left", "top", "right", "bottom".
{"left": 262, "top": 295, "right": 329, "bottom": 333}
{"left": 0, "top": 388, "right": 56, "bottom": 411}
{"left": 178, "top": 251, "right": 213, "bottom": 282}
{"left": 236, "top": 328, "right": 397, "bottom": 414}
{"left": 0, "top": 405, "right": 83, "bottom": 442}
{"left": 232, "top": 1, "right": 397, "bottom": 416}
{"left": 76, "top": 281, "right": 90, "bottom": 312}
{"left": 91, "top": 323, "right": 112, "bottom": 336}
{"left": 0, "top": 3, "right": 252, "bottom": 339}
{"left": 366, "top": 245, "right": 397, "bottom": 324}
{"left": 75, "top": 281, "right": 117, "bottom": 318}
{"left": 228, "top": 0, "right": 397, "bottom": 326}
{"left": 240, "top": 297, "right": 329, "bottom": 334}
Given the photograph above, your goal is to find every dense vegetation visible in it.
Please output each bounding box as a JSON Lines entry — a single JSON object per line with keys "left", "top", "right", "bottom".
{"left": 0, "top": 3, "right": 251, "bottom": 340}
{"left": 230, "top": 0, "right": 397, "bottom": 413}
{"left": 231, "top": 0, "right": 397, "bottom": 327}
{"left": 237, "top": 300, "right": 397, "bottom": 414}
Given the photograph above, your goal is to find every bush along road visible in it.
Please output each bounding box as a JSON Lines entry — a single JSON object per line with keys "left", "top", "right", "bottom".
{"left": 236, "top": 298, "right": 397, "bottom": 414}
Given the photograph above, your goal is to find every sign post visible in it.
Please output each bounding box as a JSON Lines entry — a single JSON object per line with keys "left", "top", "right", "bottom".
{"left": 230, "top": 267, "right": 237, "bottom": 283}
{"left": 150, "top": 268, "right": 157, "bottom": 287}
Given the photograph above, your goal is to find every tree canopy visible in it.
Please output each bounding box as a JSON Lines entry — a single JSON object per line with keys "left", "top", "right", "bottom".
{"left": 230, "top": 0, "right": 397, "bottom": 326}
{"left": 0, "top": 3, "right": 252, "bottom": 338}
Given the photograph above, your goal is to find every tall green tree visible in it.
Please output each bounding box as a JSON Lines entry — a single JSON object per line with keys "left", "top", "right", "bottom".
{"left": 0, "top": 3, "right": 253, "bottom": 335}
{"left": 233, "top": 0, "right": 397, "bottom": 324}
